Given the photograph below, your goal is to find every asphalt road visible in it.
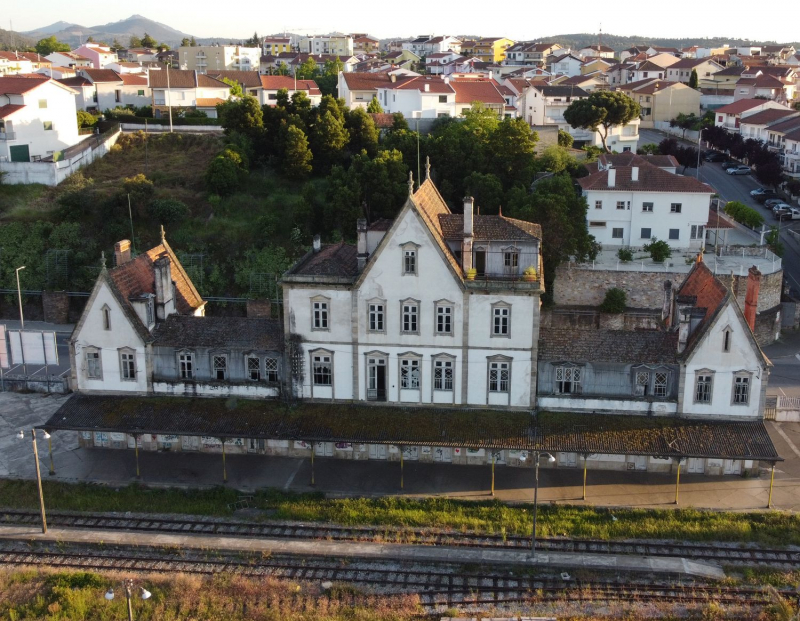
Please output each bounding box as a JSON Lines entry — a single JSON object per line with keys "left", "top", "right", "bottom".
{"left": 639, "top": 129, "right": 800, "bottom": 295}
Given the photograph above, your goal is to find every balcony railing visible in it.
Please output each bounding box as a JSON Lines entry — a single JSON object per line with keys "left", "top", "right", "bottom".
{"left": 0, "top": 131, "right": 15, "bottom": 141}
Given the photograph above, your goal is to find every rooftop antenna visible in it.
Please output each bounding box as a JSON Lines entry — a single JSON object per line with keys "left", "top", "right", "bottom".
{"left": 599, "top": 23, "right": 602, "bottom": 49}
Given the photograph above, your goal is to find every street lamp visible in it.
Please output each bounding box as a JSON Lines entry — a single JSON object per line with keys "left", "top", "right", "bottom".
{"left": 521, "top": 450, "right": 556, "bottom": 559}
{"left": 15, "top": 266, "right": 25, "bottom": 329}
{"left": 105, "top": 579, "right": 152, "bottom": 621}
{"left": 16, "top": 428, "right": 49, "bottom": 533}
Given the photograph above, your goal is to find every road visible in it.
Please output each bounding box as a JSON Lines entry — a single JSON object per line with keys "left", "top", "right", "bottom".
{"left": 639, "top": 129, "right": 800, "bottom": 295}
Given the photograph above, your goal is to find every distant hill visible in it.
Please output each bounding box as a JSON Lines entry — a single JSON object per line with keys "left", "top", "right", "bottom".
{"left": 0, "top": 28, "right": 34, "bottom": 51}
{"left": 21, "top": 14, "right": 194, "bottom": 48}
{"left": 541, "top": 33, "right": 800, "bottom": 52}
{"left": 23, "top": 21, "right": 79, "bottom": 37}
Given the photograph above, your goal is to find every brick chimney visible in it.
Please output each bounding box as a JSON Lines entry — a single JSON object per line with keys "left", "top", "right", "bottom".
{"left": 607, "top": 168, "right": 616, "bottom": 188}
{"left": 744, "top": 265, "right": 761, "bottom": 332}
{"left": 154, "top": 256, "right": 175, "bottom": 320}
{"left": 461, "top": 196, "right": 474, "bottom": 274}
{"left": 357, "top": 218, "right": 368, "bottom": 272}
{"left": 114, "top": 240, "right": 132, "bottom": 266}
{"left": 661, "top": 280, "right": 673, "bottom": 328}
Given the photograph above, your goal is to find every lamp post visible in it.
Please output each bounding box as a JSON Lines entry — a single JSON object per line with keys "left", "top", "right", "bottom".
{"left": 15, "top": 265, "right": 25, "bottom": 329}
{"left": 523, "top": 450, "right": 555, "bottom": 559}
{"left": 105, "top": 579, "right": 151, "bottom": 621}
{"left": 16, "top": 428, "right": 49, "bottom": 533}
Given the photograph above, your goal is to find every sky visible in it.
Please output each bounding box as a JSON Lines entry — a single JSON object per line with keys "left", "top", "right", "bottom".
{"left": 7, "top": 1, "right": 794, "bottom": 43}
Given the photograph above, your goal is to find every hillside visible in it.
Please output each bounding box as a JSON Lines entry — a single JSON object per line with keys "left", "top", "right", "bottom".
{"left": 541, "top": 32, "right": 800, "bottom": 52}
{"left": 21, "top": 14, "right": 194, "bottom": 47}
{"left": 22, "top": 21, "right": 79, "bottom": 37}
{"left": 0, "top": 28, "right": 34, "bottom": 51}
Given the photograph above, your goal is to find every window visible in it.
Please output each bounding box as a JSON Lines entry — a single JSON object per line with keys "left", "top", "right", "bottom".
{"left": 695, "top": 374, "right": 713, "bottom": 403}
{"left": 641, "top": 228, "right": 652, "bottom": 239}
{"left": 489, "top": 361, "right": 510, "bottom": 392}
{"left": 213, "top": 355, "right": 227, "bottom": 380}
{"left": 434, "top": 358, "right": 454, "bottom": 390}
{"left": 595, "top": 200, "right": 603, "bottom": 209}
{"left": 438, "top": 95, "right": 447, "bottom": 103}
{"left": 670, "top": 203, "right": 682, "bottom": 213}
{"left": 248, "top": 356, "right": 261, "bottom": 381}
{"left": 268, "top": 93, "right": 277, "bottom": 100}
{"left": 137, "top": 89, "right": 145, "bottom": 96}
{"left": 435, "top": 303, "right": 453, "bottom": 335}
{"left": 556, "top": 366, "right": 580, "bottom": 394}
{"left": 403, "top": 248, "right": 416, "bottom": 274}
{"left": 616, "top": 201, "right": 626, "bottom": 210}
{"left": 368, "top": 302, "right": 385, "bottom": 332}
{"left": 723, "top": 328, "right": 732, "bottom": 352}
{"left": 313, "top": 354, "right": 332, "bottom": 385}
{"left": 179, "top": 352, "right": 194, "bottom": 379}
{"left": 492, "top": 304, "right": 510, "bottom": 337}
{"left": 38, "top": 99, "right": 47, "bottom": 108}
{"left": 145, "top": 298, "right": 154, "bottom": 326}
{"left": 589, "top": 221, "right": 606, "bottom": 228}
{"left": 265, "top": 357, "right": 279, "bottom": 382}
{"left": 86, "top": 349, "right": 102, "bottom": 379}
{"left": 43, "top": 121, "right": 53, "bottom": 131}
{"left": 635, "top": 370, "right": 650, "bottom": 396}
{"left": 612, "top": 228, "right": 624, "bottom": 239}
{"left": 115, "top": 89, "right": 121, "bottom": 103}
{"left": 733, "top": 375, "right": 750, "bottom": 405}
{"left": 312, "top": 299, "right": 329, "bottom": 330}
{"left": 669, "top": 229, "right": 680, "bottom": 240}
{"left": 642, "top": 202, "right": 653, "bottom": 212}
{"left": 654, "top": 372, "right": 668, "bottom": 397}
{"left": 400, "top": 358, "right": 421, "bottom": 388}
{"left": 691, "top": 225, "right": 705, "bottom": 240}
{"left": 503, "top": 250, "right": 519, "bottom": 270}
{"left": 120, "top": 351, "right": 136, "bottom": 380}
{"left": 102, "top": 306, "right": 111, "bottom": 330}
{"left": 402, "top": 301, "right": 419, "bottom": 333}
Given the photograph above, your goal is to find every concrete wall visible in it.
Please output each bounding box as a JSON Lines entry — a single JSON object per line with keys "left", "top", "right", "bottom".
{"left": 120, "top": 123, "right": 223, "bottom": 133}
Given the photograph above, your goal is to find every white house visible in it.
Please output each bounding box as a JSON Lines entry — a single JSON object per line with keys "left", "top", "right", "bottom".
{"left": 57, "top": 76, "right": 95, "bottom": 111}
{"left": 282, "top": 173, "right": 544, "bottom": 408}
{"left": 338, "top": 71, "right": 394, "bottom": 109}
{"left": 548, "top": 53, "right": 583, "bottom": 77}
{"left": 0, "top": 76, "right": 80, "bottom": 162}
{"left": 738, "top": 109, "right": 799, "bottom": 143}
{"left": 376, "top": 75, "right": 456, "bottom": 118}
{"left": 781, "top": 126, "right": 800, "bottom": 178}
{"left": 46, "top": 51, "right": 93, "bottom": 69}
{"left": 504, "top": 42, "right": 563, "bottom": 66}
{"left": 258, "top": 76, "right": 322, "bottom": 107}
{"left": 403, "top": 35, "right": 461, "bottom": 57}
{"left": 73, "top": 43, "right": 118, "bottom": 69}
{"left": 714, "top": 98, "right": 790, "bottom": 131}
{"left": 577, "top": 45, "right": 616, "bottom": 59}
{"left": 577, "top": 157, "right": 713, "bottom": 250}
{"left": 0, "top": 51, "right": 34, "bottom": 75}
{"left": 300, "top": 35, "right": 354, "bottom": 57}
{"left": 665, "top": 58, "right": 723, "bottom": 84}
{"left": 147, "top": 69, "right": 230, "bottom": 118}
{"left": 76, "top": 69, "right": 150, "bottom": 111}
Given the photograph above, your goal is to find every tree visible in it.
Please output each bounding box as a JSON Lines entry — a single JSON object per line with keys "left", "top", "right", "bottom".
{"left": 217, "top": 95, "right": 263, "bottom": 140}
{"left": 463, "top": 172, "right": 503, "bottom": 213}
{"left": 158, "top": 43, "right": 170, "bottom": 51}
{"left": 296, "top": 57, "right": 318, "bottom": 80}
{"left": 35, "top": 36, "right": 70, "bottom": 56}
{"left": 557, "top": 129, "right": 574, "bottom": 148}
{"left": 190, "top": 37, "right": 197, "bottom": 46}
{"left": 642, "top": 238, "right": 672, "bottom": 262}
{"left": 689, "top": 68, "right": 699, "bottom": 89}
{"left": 563, "top": 91, "right": 641, "bottom": 152}
{"left": 275, "top": 62, "right": 290, "bottom": 76}
{"left": 755, "top": 159, "right": 784, "bottom": 188}
{"left": 180, "top": 37, "right": 192, "bottom": 47}
{"left": 283, "top": 125, "right": 313, "bottom": 179}
{"left": 205, "top": 154, "right": 241, "bottom": 195}
{"left": 366, "top": 97, "right": 384, "bottom": 114}
{"left": 76, "top": 110, "right": 97, "bottom": 128}
{"left": 221, "top": 77, "right": 243, "bottom": 98}
{"left": 536, "top": 145, "right": 581, "bottom": 175}
{"left": 669, "top": 112, "right": 701, "bottom": 139}
{"left": 486, "top": 117, "right": 538, "bottom": 187}
{"left": 141, "top": 33, "right": 157, "bottom": 49}
{"left": 85, "top": 36, "right": 96, "bottom": 43}
{"left": 599, "top": 288, "right": 627, "bottom": 313}
{"left": 345, "top": 107, "right": 379, "bottom": 157}
{"left": 724, "top": 201, "right": 764, "bottom": 229}
{"left": 129, "top": 36, "right": 143, "bottom": 48}
{"left": 245, "top": 31, "right": 260, "bottom": 47}
{"left": 111, "top": 39, "right": 123, "bottom": 51}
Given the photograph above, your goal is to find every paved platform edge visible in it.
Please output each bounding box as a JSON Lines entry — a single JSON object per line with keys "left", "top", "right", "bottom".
{"left": 0, "top": 525, "right": 726, "bottom": 581}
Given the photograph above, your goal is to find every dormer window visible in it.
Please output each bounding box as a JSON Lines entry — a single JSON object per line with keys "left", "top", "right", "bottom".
{"left": 213, "top": 354, "right": 228, "bottom": 380}
{"left": 145, "top": 298, "right": 154, "bottom": 326}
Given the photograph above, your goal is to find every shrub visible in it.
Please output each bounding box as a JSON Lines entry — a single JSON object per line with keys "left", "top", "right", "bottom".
{"left": 642, "top": 238, "right": 672, "bottom": 262}
{"left": 617, "top": 247, "right": 633, "bottom": 261}
{"left": 599, "top": 287, "right": 627, "bottom": 313}
{"left": 122, "top": 173, "right": 154, "bottom": 205}
{"left": 724, "top": 200, "right": 764, "bottom": 229}
{"left": 104, "top": 106, "right": 136, "bottom": 120}
{"left": 76, "top": 110, "right": 97, "bottom": 128}
{"left": 148, "top": 198, "right": 189, "bottom": 224}
{"left": 205, "top": 156, "right": 240, "bottom": 196}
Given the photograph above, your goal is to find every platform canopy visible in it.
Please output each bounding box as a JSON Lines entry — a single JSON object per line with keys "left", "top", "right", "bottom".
{"left": 44, "top": 394, "right": 781, "bottom": 462}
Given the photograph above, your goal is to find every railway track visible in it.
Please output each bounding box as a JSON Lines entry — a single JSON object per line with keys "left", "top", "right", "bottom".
{"left": 0, "top": 547, "right": 782, "bottom": 609}
{"left": 2, "top": 508, "right": 798, "bottom": 568}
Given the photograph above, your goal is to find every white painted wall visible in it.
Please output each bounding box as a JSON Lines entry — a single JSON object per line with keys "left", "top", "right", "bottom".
{"left": 538, "top": 395, "right": 678, "bottom": 415}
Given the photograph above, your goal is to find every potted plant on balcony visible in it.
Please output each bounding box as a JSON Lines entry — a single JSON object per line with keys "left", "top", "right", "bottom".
{"left": 466, "top": 268, "right": 477, "bottom": 280}
{"left": 522, "top": 266, "right": 538, "bottom": 282}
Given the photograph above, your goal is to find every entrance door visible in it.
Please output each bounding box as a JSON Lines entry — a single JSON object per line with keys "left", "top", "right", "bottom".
{"left": 368, "top": 444, "right": 387, "bottom": 460}
{"left": 474, "top": 249, "right": 486, "bottom": 276}
{"left": 723, "top": 459, "right": 741, "bottom": 475}
{"left": 558, "top": 452, "right": 577, "bottom": 467}
{"left": 367, "top": 358, "right": 387, "bottom": 401}
{"left": 434, "top": 447, "right": 452, "bottom": 462}
{"left": 687, "top": 457, "right": 704, "bottom": 473}
{"left": 315, "top": 442, "right": 334, "bottom": 457}
{"left": 9, "top": 144, "right": 30, "bottom": 162}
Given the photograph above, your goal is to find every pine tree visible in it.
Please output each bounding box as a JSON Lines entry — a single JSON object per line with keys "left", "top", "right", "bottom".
{"left": 366, "top": 97, "right": 383, "bottom": 114}
{"left": 284, "top": 125, "right": 313, "bottom": 179}
{"left": 689, "top": 68, "right": 699, "bottom": 89}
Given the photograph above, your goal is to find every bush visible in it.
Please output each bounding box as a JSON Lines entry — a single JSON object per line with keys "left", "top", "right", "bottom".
{"left": 122, "top": 173, "right": 154, "bottom": 205}
{"left": 205, "top": 155, "right": 240, "bottom": 196}
{"left": 617, "top": 247, "right": 633, "bottom": 261}
{"left": 148, "top": 198, "right": 189, "bottom": 224}
{"left": 642, "top": 238, "right": 672, "bottom": 262}
{"left": 76, "top": 110, "right": 97, "bottom": 128}
{"left": 104, "top": 106, "right": 136, "bottom": 120}
{"left": 724, "top": 200, "right": 764, "bottom": 229}
{"left": 599, "top": 287, "right": 627, "bottom": 313}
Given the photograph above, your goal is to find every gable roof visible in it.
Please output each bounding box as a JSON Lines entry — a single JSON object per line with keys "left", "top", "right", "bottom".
{"left": 147, "top": 70, "right": 227, "bottom": 90}
{"left": 621, "top": 79, "right": 683, "bottom": 95}
{"left": 450, "top": 79, "right": 505, "bottom": 104}
{"left": 669, "top": 57, "right": 720, "bottom": 69}
{"left": 739, "top": 108, "right": 798, "bottom": 126}
{"left": 534, "top": 85, "right": 589, "bottom": 98}
{"left": 539, "top": 328, "right": 679, "bottom": 364}
{"left": 715, "top": 98, "right": 780, "bottom": 115}
{"left": 0, "top": 104, "right": 25, "bottom": 119}
{"left": 259, "top": 75, "right": 321, "bottom": 95}
{"left": 0, "top": 75, "right": 49, "bottom": 95}
{"left": 208, "top": 70, "right": 263, "bottom": 88}
{"left": 439, "top": 214, "right": 541, "bottom": 241}
{"left": 284, "top": 242, "right": 358, "bottom": 279}
{"left": 57, "top": 76, "right": 92, "bottom": 88}
{"left": 81, "top": 68, "right": 122, "bottom": 83}
{"left": 596, "top": 152, "right": 679, "bottom": 170}
{"left": 120, "top": 74, "right": 148, "bottom": 86}
{"left": 152, "top": 315, "right": 283, "bottom": 350}
{"left": 385, "top": 75, "right": 453, "bottom": 93}
{"left": 341, "top": 72, "right": 394, "bottom": 90}
{"left": 578, "top": 161, "right": 713, "bottom": 193}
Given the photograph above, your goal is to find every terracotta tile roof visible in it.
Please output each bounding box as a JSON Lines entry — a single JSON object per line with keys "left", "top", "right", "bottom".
{"left": 578, "top": 161, "right": 714, "bottom": 194}
{"left": 18, "top": 53, "right": 51, "bottom": 64}
{"left": 81, "top": 69, "right": 122, "bottom": 83}
{"left": 715, "top": 98, "right": 775, "bottom": 114}
{"left": 108, "top": 242, "right": 204, "bottom": 316}
{"left": 386, "top": 76, "right": 453, "bottom": 93}
{"left": 196, "top": 98, "right": 226, "bottom": 107}
{"left": 368, "top": 218, "right": 394, "bottom": 231}
{"left": 0, "top": 104, "right": 24, "bottom": 118}
{"left": 120, "top": 74, "right": 148, "bottom": 86}
{"left": 439, "top": 214, "right": 541, "bottom": 241}
{"left": 259, "top": 75, "right": 321, "bottom": 95}
{"left": 739, "top": 109, "right": 798, "bottom": 126}
{"left": 208, "top": 70, "right": 263, "bottom": 88}
{"left": 411, "top": 179, "right": 463, "bottom": 277}
{"left": 582, "top": 45, "right": 615, "bottom": 53}
{"left": 715, "top": 66, "right": 746, "bottom": 76}
{"left": 0, "top": 75, "right": 49, "bottom": 94}
{"left": 148, "top": 69, "right": 197, "bottom": 88}
{"left": 535, "top": 85, "right": 589, "bottom": 98}
{"left": 540, "top": 328, "right": 678, "bottom": 364}
{"left": 635, "top": 61, "right": 667, "bottom": 72}
{"left": 783, "top": 127, "right": 800, "bottom": 142}
{"left": 153, "top": 315, "right": 283, "bottom": 350}
{"left": 764, "top": 116, "right": 800, "bottom": 134}
{"left": 197, "top": 74, "right": 229, "bottom": 88}
{"left": 620, "top": 79, "right": 681, "bottom": 94}
{"left": 56, "top": 76, "right": 91, "bottom": 88}
{"left": 450, "top": 79, "right": 505, "bottom": 104}
{"left": 674, "top": 258, "right": 732, "bottom": 354}
{"left": 596, "top": 152, "right": 679, "bottom": 170}
{"left": 707, "top": 208, "right": 735, "bottom": 229}
{"left": 285, "top": 242, "right": 358, "bottom": 278}
{"left": 669, "top": 57, "right": 718, "bottom": 69}
{"left": 368, "top": 113, "right": 395, "bottom": 128}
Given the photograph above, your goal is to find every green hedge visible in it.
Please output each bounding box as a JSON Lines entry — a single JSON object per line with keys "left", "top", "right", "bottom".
{"left": 117, "top": 116, "right": 221, "bottom": 126}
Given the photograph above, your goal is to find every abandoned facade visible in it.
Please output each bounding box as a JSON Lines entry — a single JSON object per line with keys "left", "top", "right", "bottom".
{"left": 49, "top": 176, "right": 779, "bottom": 477}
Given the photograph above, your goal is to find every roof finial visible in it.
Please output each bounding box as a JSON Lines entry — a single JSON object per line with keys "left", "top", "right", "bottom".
{"left": 160, "top": 224, "right": 166, "bottom": 242}
{"left": 425, "top": 156, "right": 431, "bottom": 180}
{"left": 696, "top": 248, "right": 704, "bottom": 264}
{"left": 408, "top": 170, "right": 414, "bottom": 196}
{"left": 100, "top": 251, "right": 107, "bottom": 269}
{"left": 498, "top": 205, "right": 503, "bottom": 217}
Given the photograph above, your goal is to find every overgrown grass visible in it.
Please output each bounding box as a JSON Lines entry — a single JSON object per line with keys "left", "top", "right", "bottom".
{"left": 0, "top": 183, "right": 51, "bottom": 219}
{"left": 2, "top": 480, "right": 800, "bottom": 547}
{"left": 0, "top": 568, "right": 422, "bottom": 620}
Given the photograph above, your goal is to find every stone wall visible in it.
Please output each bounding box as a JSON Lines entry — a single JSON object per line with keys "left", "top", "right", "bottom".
{"left": 753, "top": 306, "right": 782, "bottom": 346}
{"left": 42, "top": 291, "right": 69, "bottom": 324}
{"left": 541, "top": 309, "right": 662, "bottom": 331}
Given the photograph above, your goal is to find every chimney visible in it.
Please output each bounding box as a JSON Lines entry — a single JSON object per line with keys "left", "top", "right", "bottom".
{"left": 607, "top": 168, "right": 616, "bottom": 187}
{"left": 461, "top": 196, "right": 474, "bottom": 274}
{"left": 114, "top": 240, "right": 132, "bottom": 266}
{"left": 744, "top": 265, "right": 761, "bottom": 332}
{"left": 631, "top": 166, "right": 639, "bottom": 181}
{"left": 153, "top": 256, "right": 175, "bottom": 320}
{"left": 424, "top": 83, "right": 430, "bottom": 92}
{"left": 357, "top": 218, "right": 368, "bottom": 272}
{"left": 312, "top": 235, "right": 321, "bottom": 253}
{"left": 390, "top": 73, "right": 397, "bottom": 82}
{"left": 661, "top": 280, "right": 674, "bottom": 328}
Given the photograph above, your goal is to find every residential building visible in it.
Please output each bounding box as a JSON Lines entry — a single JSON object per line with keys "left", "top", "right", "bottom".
{"left": 282, "top": 175, "right": 544, "bottom": 407}
{"left": 780, "top": 126, "right": 800, "bottom": 178}
{"left": 338, "top": 72, "right": 394, "bottom": 108}
{"left": 402, "top": 35, "right": 461, "bottom": 57}
{"left": 762, "top": 45, "right": 796, "bottom": 61}
{"left": 580, "top": 58, "right": 614, "bottom": 75}
{"left": 666, "top": 58, "right": 723, "bottom": 84}
{"left": 425, "top": 52, "right": 463, "bottom": 75}
{"left": 119, "top": 48, "right": 160, "bottom": 63}
{"left": 262, "top": 37, "right": 293, "bottom": 56}
{"left": 646, "top": 46, "right": 682, "bottom": 58}
{"left": 577, "top": 45, "right": 616, "bottom": 59}
{"left": 178, "top": 45, "right": 261, "bottom": 73}
{"left": 352, "top": 34, "right": 380, "bottom": 55}
{"left": 714, "top": 98, "right": 790, "bottom": 131}
{"left": 0, "top": 75, "right": 80, "bottom": 162}
{"left": 207, "top": 70, "right": 263, "bottom": 98}
{"left": 383, "top": 50, "right": 420, "bottom": 70}
{"left": 376, "top": 75, "right": 456, "bottom": 118}
{"left": 77, "top": 69, "right": 149, "bottom": 111}
{"left": 300, "top": 35, "right": 354, "bottom": 57}
{"left": 738, "top": 108, "right": 799, "bottom": 143}
{"left": 626, "top": 60, "right": 667, "bottom": 83}
{"left": 577, "top": 156, "right": 713, "bottom": 249}
{"left": 503, "top": 42, "right": 563, "bottom": 66}
{"left": 734, "top": 74, "right": 796, "bottom": 104}
{"left": 45, "top": 51, "right": 92, "bottom": 69}
{"left": 470, "top": 38, "right": 515, "bottom": 63}
{"left": 450, "top": 78, "right": 507, "bottom": 117}
{"left": 106, "top": 61, "right": 149, "bottom": 74}
{"left": 147, "top": 69, "right": 230, "bottom": 118}
{"left": 548, "top": 53, "right": 583, "bottom": 77}
{"left": 258, "top": 76, "right": 322, "bottom": 107}
{"left": 56, "top": 75, "right": 95, "bottom": 110}
{"left": 0, "top": 51, "right": 34, "bottom": 76}
{"left": 551, "top": 74, "right": 606, "bottom": 92}
{"left": 696, "top": 46, "right": 731, "bottom": 59}
{"left": 16, "top": 53, "right": 52, "bottom": 73}
{"left": 617, "top": 80, "right": 701, "bottom": 128}
{"left": 74, "top": 43, "right": 118, "bottom": 69}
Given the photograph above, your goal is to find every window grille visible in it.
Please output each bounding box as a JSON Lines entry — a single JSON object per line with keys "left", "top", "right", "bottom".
{"left": 400, "top": 358, "right": 420, "bottom": 388}
{"left": 489, "top": 361, "right": 510, "bottom": 392}
{"left": 434, "top": 359, "right": 453, "bottom": 390}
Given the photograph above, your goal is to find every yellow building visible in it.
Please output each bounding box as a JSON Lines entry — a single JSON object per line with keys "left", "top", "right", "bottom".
{"left": 263, "top": 38, "right": 293, "bottom": 55}
{"left": 468, "top": 38, "right": 515, "bottom": 63}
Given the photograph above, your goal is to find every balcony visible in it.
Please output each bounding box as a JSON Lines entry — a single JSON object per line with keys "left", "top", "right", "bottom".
{"left": 0, "top": 131, "right": 15, "bottom": 141}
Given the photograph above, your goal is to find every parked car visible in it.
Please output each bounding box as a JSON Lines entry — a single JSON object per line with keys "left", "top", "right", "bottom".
{"left": 704, "top": 151, "right": 726, "bottom": 162}
{"left": 765, "top": 198, "right": 785, "bottom": 208}
{"left": 777, "top": 208, "right": 800, "bottom": 221}
{"left": 754, "top": 189, "right": 779, "bottom": 203}
{"left": 722, "top": 159, "right": 739, "bottom": 169}
{"left": 751, "top": 187, "right": 775, "bottom": 197}
{"left": 772, "top": 203, "right": 792, "bottom": 218}
{"left": 727, "top": 165, "right": 752, "bottom": 175}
